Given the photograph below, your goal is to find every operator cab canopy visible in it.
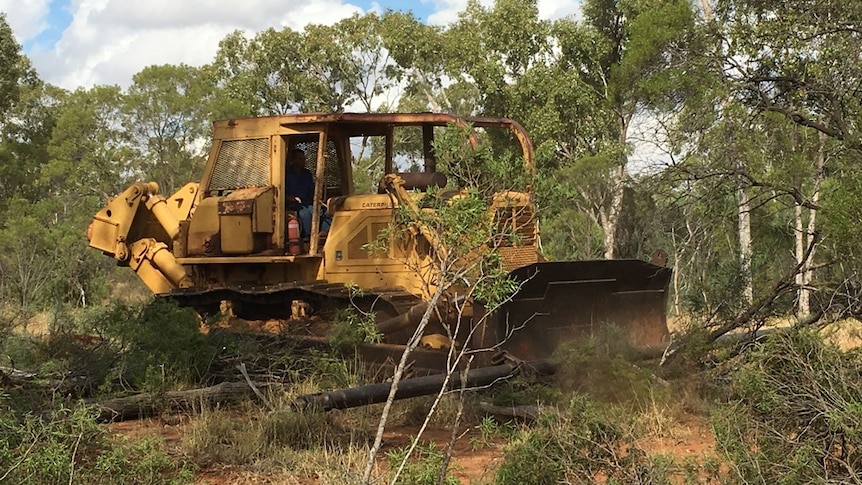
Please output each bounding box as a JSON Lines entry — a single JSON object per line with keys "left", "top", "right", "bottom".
{"left": 204, "top": 112, "right": 535, "bottom": 199}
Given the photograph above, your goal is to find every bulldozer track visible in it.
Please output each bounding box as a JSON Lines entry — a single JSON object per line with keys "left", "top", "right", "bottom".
{"left": 164, "top": 281, "right": 424, "bottom": 321}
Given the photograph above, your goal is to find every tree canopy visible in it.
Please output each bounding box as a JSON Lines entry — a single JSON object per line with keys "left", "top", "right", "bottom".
{"left": 1, "top": 0, "right": 861, "bottom": 335}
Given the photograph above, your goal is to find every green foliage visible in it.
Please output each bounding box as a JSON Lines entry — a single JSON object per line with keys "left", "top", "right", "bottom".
{"left": 470, "top": 415, "right": 516, "bottom": 450}
{"left": 0, "top": 300, "right": 216, "bottom": 401}
{"left": 0, "top": 79, "right": 60, "bottom": 205}
{"left": 490, "top": 374, "right": 562, "bottom": 408}
{"left": 494, "top": 394, "right": 670, "bottom": 485}
{"left": 386, "top": 440, "right": 460, "bottom": 485}
{"left": 0, "top": 13, "right": 25, "bottom": 118}
{"left": 552, "top": 325, "right": 654, "bottom": 403}
{"left": 821, "top": 170, "right": 862, "bottom": 265}
{"left": 432, "top": 123, "right": 528, "bottom": 194}
{"left": 0, "top": 196, "right": 111, "bottom": 322}
{"left": 43, "top": 85, "right": 133, "bottom": 199}
{"left": 367, "top": 124, "right": 522, "bottom": 312}
{"left": 712, "top": 330, "right": 862, "bottom": 483}
{"left": 123, "top": 64, "right": 213, "bottom": 194}
{"left": 95, "top": 300, "right": 217, "bottom": 392}
{"left": 538, "top": 206, "right": 604, "bottom": 260}
{"left": 328, "top": 308, "right": 382, "bottom": 353}
{"left": 0, "top": 401, "right": 192, "bottom": 484}
{"left": 715, "top": 0, "right": 862, "bottom": 150}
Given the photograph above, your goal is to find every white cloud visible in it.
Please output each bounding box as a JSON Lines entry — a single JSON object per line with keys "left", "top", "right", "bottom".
{"left": 16, "top": 0, "right": 364, "bottom": 90}
{"left": 3, "top": 0, "right": 582, "bottom": 91}
{"left": 0, "top": 0, "right": 52, "bottom": 43}
{"left": 539, "top": 0, "right": 581, "bottom": 20}
{"left": 425, "top": 0, "right": 579, "bottom": 25}
{"left": 423, "top": 0, "right": 478, "bottom": 25}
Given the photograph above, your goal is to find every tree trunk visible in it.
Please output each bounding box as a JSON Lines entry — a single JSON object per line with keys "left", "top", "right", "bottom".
{"left": 95, "top": 381, "right": 270, "bottom": 423}
{"left": 602, "top": 116, "right": 631, "bottom": 260}
{"left": 796, "top": 133, "right": 825, "bottom": 318}
{"left": 700, "top": 0, "right": 714, "bottom": 21}
{"left": 737, "top": 184, "right": 753, "bottom": 305}
{"left": 794, "top": 203, "right": 807, "bottom": 317}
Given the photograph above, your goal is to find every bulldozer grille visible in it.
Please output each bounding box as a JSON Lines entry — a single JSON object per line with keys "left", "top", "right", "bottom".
{"left": 296, "top": 140, "right": 343, "bottom": 195}
{"left": 493, "top": 205, "right": 538, "bottom": 270}
{"left": 210, "top": 138, "right": 271, "bottom": 190}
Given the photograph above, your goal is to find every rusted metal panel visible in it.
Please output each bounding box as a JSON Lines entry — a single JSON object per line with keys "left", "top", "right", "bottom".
{"left": 217, "top": 186, "right": 272, "bottom": 215}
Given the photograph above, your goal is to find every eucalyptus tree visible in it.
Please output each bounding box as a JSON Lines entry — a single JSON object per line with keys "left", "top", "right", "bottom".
{"left": 0, "top": 13, "right": 25, "bottom": 119}
{"left": 211, "top": 13, "right": 408, "bottom": 116}
{"left": 715, "top": 0, "right": 862, "bottom": 151}
{"left": 377, "top": 11, "right": 468, "bottom": 114}
{"left": 211, "top": 28, "right": 316, "bottom": 114}
{"left": 0, "top": 14, "right": 48, "bottom": 205}
{"left": 671, "top": 0, "right": 862, "bottom": 322}
{"left": 0, "top": 77, "right": 61, "bottom": 205}
{"left": 38, "top": 86, "right": 131, "bottom": 199}
{"left": 123, "top": 64, "right": 215, "bottom": 194}
{"left": 546, "top": 0, "right": 697, "bottom": 260}
{"left": 442, "top": 0, "right": 553, "bottom": 118}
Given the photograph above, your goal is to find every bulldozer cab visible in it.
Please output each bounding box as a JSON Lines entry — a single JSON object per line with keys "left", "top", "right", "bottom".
{"left": 87, "top": 112, "right": 670, "bottom": 364}
{"left": 194, "top": 113, "right": 534, "bottom": 258}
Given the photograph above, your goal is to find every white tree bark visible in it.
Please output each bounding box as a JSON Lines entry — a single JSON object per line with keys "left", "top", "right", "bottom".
{"left": 600, "top": 115, "right": 632, "bottom": 260}
{"left": 795, "top": 132, "right": 825, "bottom": 318}
{"left": 737, "top": 184, "right": 753, "bottom": 305}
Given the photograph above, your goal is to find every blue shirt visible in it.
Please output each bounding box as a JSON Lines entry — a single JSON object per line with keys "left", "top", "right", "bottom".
{"left": 286, "top": 168, "right": 314, "bottom": 205}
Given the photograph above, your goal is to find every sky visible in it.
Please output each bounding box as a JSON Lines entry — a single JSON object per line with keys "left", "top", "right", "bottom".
{"left": 0, "top": 0, "right": 580, "bottom": 91}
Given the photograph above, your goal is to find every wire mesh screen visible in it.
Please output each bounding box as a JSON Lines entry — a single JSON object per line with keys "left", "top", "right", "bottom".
{"left": 296, "top": 140, "right": 343, "bottom": 191}
{"left": 209, "top": 138, "right": 270, "bottom": 190}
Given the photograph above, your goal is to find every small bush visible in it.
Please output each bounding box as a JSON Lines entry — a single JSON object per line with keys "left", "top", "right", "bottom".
{"left": 470, "top": 415, "right": 515, "bottom": 450}
{"left": 328, "top": 308, "right": 382, "bottom": 353}
{"left": 0, "top": 400, "right": 191, "bottom": 484}
{"left": 386, "top": 440, "right": 460, "bottom": 485}
{"left": 85, "top": 299, "right": 219, "bottom": 393}
{"left": 712, "top": 329, "right": 862, "bottom": 483}
{"left": 494, "top": 394, "right": 671, "bottom": 485}
{"left": 490, "top": 374, "right": 562, "bottom": 408}
{"left": 552, "top": 326, "right": 655, "bottom": 403}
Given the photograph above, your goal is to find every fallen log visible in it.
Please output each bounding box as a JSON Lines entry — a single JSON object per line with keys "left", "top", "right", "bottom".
{"left": 292, "top": 360, "right": 556, "bottom": 412}
{"left": 95, "top": 381, "right": 269, "bottom": 422}
{"left": 0, "top": 366, "right": 38, "bottom": 385}
{"left": 478, "top": 401, "right": 541, "bottom": 422}
{"left": 0, "top": 366, "right": 92, "bottom": 394}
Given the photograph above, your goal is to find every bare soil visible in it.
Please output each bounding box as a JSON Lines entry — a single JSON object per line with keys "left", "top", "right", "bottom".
{"left": 107, "top": 409, "right": 715, "bottom": 484}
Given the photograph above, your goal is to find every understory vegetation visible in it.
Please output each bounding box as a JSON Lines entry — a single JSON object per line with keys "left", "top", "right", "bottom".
{"left": 2, "top": 301, "right": 861, "bottom": 483}
{"left": 2, "top": 0, "right": 862, "bottom": 482}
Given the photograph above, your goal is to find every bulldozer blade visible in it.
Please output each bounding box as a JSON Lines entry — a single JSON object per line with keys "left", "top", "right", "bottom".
{"left": 478, "top": 260, "right": 671, "bottom": 361}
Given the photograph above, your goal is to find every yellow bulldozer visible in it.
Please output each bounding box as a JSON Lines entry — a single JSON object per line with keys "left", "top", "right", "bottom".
{"left": 87, "top": 112, "right": 670, "bottom": 372}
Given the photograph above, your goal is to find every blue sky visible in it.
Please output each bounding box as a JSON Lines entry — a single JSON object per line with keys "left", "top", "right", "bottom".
{"left": 20, "top": 0, "right": 437, "bottom": 53}
{"left": 21, "top": 0, "right": 72, "bottom": 52}
{"left": 1, "top": 0, "right": 577, "bottom": 91}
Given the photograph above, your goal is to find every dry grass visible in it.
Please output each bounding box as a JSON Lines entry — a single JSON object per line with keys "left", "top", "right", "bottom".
{"left": 182, "top": 403, "right": 384, "bottom": 483}
{"left": 630, "top": 388, "right": 685, "bottom": 440}
{"left": 820, "top": 317, "right": 862, "bottom": 350}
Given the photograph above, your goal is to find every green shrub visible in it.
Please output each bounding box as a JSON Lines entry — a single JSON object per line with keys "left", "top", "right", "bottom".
{"left": 711, "top": 329, "right": 862, "bottom": 484}
{"left": 552, "top": 325, "right": 654, "bottom": 403}
{"left": 94, "top": 299, "right": 218, "bottom": 392}
{"left": 490, "top": 373, "right": 562, "bottom": 408}
{"left": 386, "top": 440, "right": 460, "bottom": 485}
{"left": 0, "top": 400, "right": 191, "bottom": 484}
{"left": 328, "top": 308, "right": 381, "bottom": 353}
{"left": 494, "top": 394, "right": 671, "bottom": 485}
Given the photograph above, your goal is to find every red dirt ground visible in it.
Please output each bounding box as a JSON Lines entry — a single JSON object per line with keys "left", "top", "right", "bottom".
{"left": 108, "top": 411, "right": 715, "bottom": 484}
